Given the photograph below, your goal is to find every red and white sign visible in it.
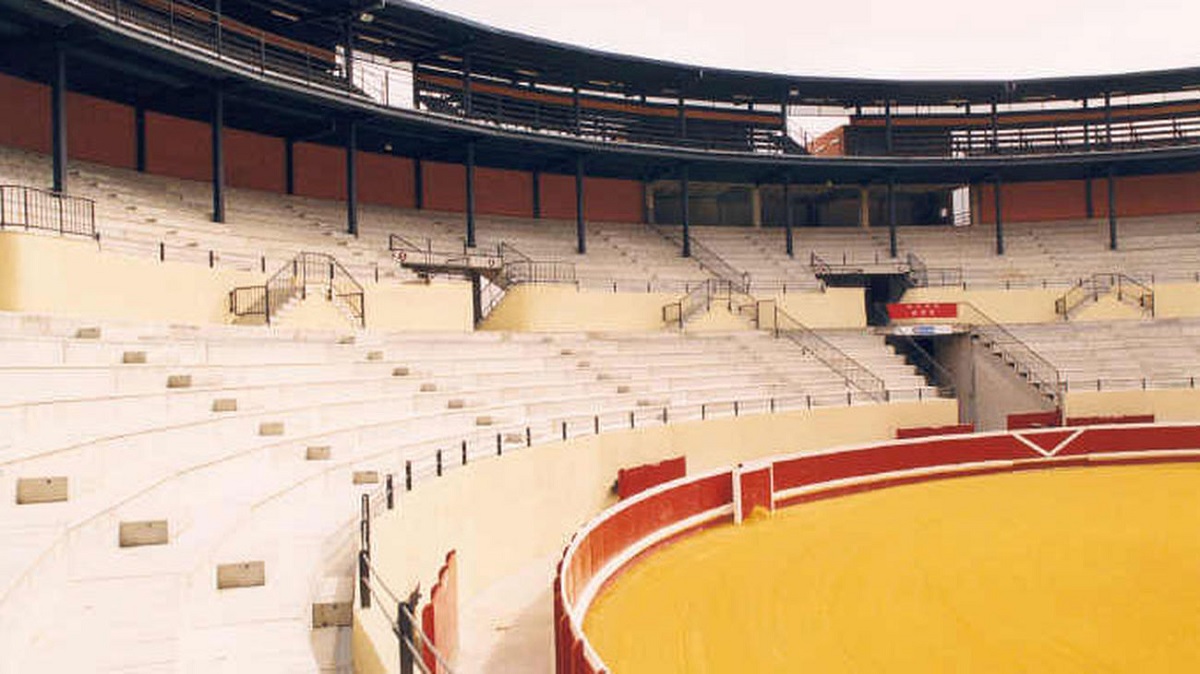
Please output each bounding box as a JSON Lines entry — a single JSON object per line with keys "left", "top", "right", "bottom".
{"left": 887, "top": 302, "right": 958, "bottom": 320}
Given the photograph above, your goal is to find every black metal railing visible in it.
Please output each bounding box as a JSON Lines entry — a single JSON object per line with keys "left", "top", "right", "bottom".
{"left": 230, "top": 251, "right": 365, "bottom": 327}
{"left": 766, "top": 304, "right": 889, "bottom": 402}
{"left": 904, "top": 251, "right": 964, "bottom": 288}
{"left": 649, "top": 224, "right": 751, "bottom": 292}
{"left": 1054, "top": 272, "right": 1155, "bottom": 319}
{"left": 0, "top": 185, "right": 97, "bottom": 239}
{"left": 71, "top": 0, "right": 349, "bottom": 91}
{"left": 960, "top": 302, "right": 1062, "bottom": 404}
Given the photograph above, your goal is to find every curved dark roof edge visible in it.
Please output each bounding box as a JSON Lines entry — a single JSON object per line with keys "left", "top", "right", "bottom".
{"left": 386, "top": 0, "right": 1200, "bottom": 105}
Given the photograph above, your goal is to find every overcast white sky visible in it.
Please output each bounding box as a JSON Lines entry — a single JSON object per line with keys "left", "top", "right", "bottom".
{"left": 416, "top": 0, "right": 1198, "bottom": 80}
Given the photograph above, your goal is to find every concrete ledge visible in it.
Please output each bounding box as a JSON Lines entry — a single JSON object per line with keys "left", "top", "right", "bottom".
{"left": 216, "top": 561, "right": 266, "bottom": 589}
{"left": 119, "top": 520, "right": 169, "bottom": 547}
{"left": 259, "top": 421, "right": 285, "bottom": 436}
{"left": 312, "top": 602, "right": 353, "bottom": 628}
{"left": 16, "top": 477, "right": 68, "bottom": 504}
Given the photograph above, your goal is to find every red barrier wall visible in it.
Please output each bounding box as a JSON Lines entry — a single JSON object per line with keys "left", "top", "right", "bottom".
{"left": 477, "top": 167, "right": 534, "bottom": 218}
{"left": 226, "top": 128, "right": 285, "bottom": 193}
{"left": 1007, "top": 409, "right": 1063, "bottom": 430}
{"left": 896, "top": 423, "right": 975, "bottom": 439}
{"left": 145, "top": 112, "right": 210, "bottom": 182}
{"left": 423, "top": 161, "right": 466, "bottom": 213}
{"left": 617, "top": 457, "right": 687, "bottom": 500}
{"left": 556, "top": 424, "right": 1200, "bottom": 674}
{"left": 421, "top": 550, "right": 458, "bottom": 674}
{"left": 293, "top": 141, "right": 346, "bottom": 201}
{"left": 67, "top": 92, "right": 135, "bottom": 169}
{"left": 737, "top": 466, "right": 773, "bottom": 520}
{"left": 359, "top": 152, "right": 416, "bottom": 209}
{"left": 0, "top": 73, "right": 50, "bottom": 153}
{"left": 976, "top": 174, "right": 1200, "bottom": 224}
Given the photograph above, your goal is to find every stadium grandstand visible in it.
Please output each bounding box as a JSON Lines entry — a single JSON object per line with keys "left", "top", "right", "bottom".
{"left": 1, "top": 0, "right": 1199, "bottom": 672}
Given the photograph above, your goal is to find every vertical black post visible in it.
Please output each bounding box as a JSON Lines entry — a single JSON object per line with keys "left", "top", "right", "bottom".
{"left": 574, "top": 155, "right": 586, "bottom": 254}
{"left": 531, "top": 169, "right": 541, "bottom": 219}
{"left": 1107, "top": 166, "right": 1118, "bottom": 250}
{"left": 680, "top": 163, "right": 691, "bottom": 258}
{"left": 470, "top": 271, "right": 482, "bottom": 325}
{"left": 993, "top": 176, "right": 1004, "bottom": 255}
{"left": 346, "top": 119, "right": 358, "bottom": 236}
{"left": 1082, "top": 98, "right": 1091, "bottom": 151}
{"left": 884, "top": 100, "right": 894, "bottom": 155}
{"left": 1084, "top": 175, "right": 1094, "bottom": 219}
{"left": 642, "top": 177, "right": 652, "bottom": 224}
{"left": 677, "top": 97, "right": 687, "bottom": 140}
{"left": 51, "top": 44, "right": 68, "bottom": 193}
{"left": 1104, "top": 91, "right": 1113, "bottom": 148}
{"left": 413, "top": 158, "right": 423, "bottom": 209}
{"left": 465, "top": 140, "right": 476, "bottom": 247}
{"left": 211, "top": 84, "right": 225, "bottom": 223}
{"left": 572, "top": 86, "right": 581, "bottom": 134}
{"left": 783, "top": 175, "right": 794, "bottom": 258}
{"left": 990, "top": 99, "right": 999, "bottom": 153}
{"left": 887, "top": 177, "right": 898, "bottom": 258}
{"left": 214, "top": 0, "right": 223, "bottom": 55}
{"left": 411, "top": 60, "right": 422, "bottom": 111}
{"left": 343, "top": 18, "right": 354, "bottom": 90}
{"left": 462, "top": 53, "right": 473, "bottom": 117}
{"left": 134, "top": 105, "right": 146, "bottom": 173}
{"left": 284, "top": 137, "right": 295, "bottom": 195}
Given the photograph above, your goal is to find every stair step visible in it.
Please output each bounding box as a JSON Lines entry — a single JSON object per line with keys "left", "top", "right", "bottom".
{"left": 352, "top": 471, "right": 379, "bottom": 485}
{"left": 122, "top": 351, "right": 147, "bottom": 364}
{"left": 306, "top": 446, "right": 332, "bottom": 461}
{"left": 259, "top": 422, "right": 285, "bottom": 436}
{"left": 166, "top": 374, "right": 193, "bottom": 389}
{"left": 212, "top": 398, "right": 238, "bottom": 413}
{"left": 312, "top": 602, "right": 353, "bottom": 629}
{"left": 216, "top": 561, "right": 266, "bottom": 589}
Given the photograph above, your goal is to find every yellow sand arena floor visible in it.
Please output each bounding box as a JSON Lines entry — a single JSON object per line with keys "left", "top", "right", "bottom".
{"left": 584, "top": 463, "right": 1200, "bottom": 673}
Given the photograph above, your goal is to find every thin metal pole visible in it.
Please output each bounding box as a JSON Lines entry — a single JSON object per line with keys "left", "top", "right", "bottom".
{"left": 993, "top": 176, "right": 1004, "bottom": 256}
{"left": 574, "top": 155, "right": 586, "bottom": 254}
{"left": 680, "top": 163, "right": 691, "bottom": 258}
{"left": 211, "top": 84, "right": 225, "bottom": 223}
{"left": 51, "top": 45, "right": 68, "bottom": 193}
{"left": 346, "top": 119, "right": 358, "bottom": 236}
{"left": 465, "top": 141, "right": 476, "bottom": 248}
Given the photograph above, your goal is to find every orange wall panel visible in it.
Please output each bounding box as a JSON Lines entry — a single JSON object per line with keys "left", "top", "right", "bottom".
{"left": 975, "top": 179, "right": 1087, "bottom": 224}
{"left": 585, "top": 176, "right": 643, "bottom": 223}
{"left": 539, "top": 173, "right": 577, "bottom": 220}
{"left": 0, "top": 73, "right": 50, "bottom": 154}
{"left": 145, "top": 112, "right": 210, "bottom": 182}
{"left": 1115, "top": 173, "right": 1200, "bottom": 217}
{"left": 476, "top": 167, "right": 533, "bottom": 218}
{"left": 359, "top": 152, "right": 415, "bottom": 209}
{"left": 226, "top": 128, "right": 285, "bottom": 193}
{"left": 423, "top": 161, "right": 466, "bottom": 213}
{"left": 293, "top": 142, "right": 346, "bottom": 201}
{"left": 67, "top": 92, "right": 135, "bottom": 169}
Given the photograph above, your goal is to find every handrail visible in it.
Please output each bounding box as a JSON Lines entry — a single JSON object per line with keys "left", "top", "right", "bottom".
{"left": 0, "top": 184, "right": 98, "bottom": 240}
{"left": 768, "top": 304, "right": 888, "bottom": 402}
{"left": 960, "top": 302, "right": 1062, "bottom": 404}
{"left": 648, "top": 224, "right": 751, "bottom": 293}
{"left": 229, "top": 251, "right": 365, "bottom": 327}
{"left": 662, "top": 280, "right": 714, "bottom": 328}
{"left": 1054, "top": 272, "right": 1156, "bottom": 319}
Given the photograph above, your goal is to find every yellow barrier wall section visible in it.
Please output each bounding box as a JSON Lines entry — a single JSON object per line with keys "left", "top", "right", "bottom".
{"left": 0, "top": 233, "right": 474, "bottom": 330}
{"left": 1065, "top": 389, "right": 1200, "bottom": 420}
{"left": 481, "top": 286, "right": 866, "bottom": 333}
{"left": 353, "top": 399, "right": 957, "bottom": 673}
{"left": 901, "top": 283, "right": 1200, "bottom": 324}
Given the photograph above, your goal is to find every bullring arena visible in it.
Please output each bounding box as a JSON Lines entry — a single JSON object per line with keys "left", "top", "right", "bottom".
{"left": 3, "top": 0, "right": 1200, "bottom": 672}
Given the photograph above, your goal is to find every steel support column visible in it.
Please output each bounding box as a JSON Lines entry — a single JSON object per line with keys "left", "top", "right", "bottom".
{"left": 1108, "top": 166, "right": 1118, "bottom": 250}
{"left": 211, "top": 84, "right": 225, "bottom": 223}
{"left": 574, "top": 155, "right": 586, "bottom": 254}
{"left": 51, "top": 44, "right": 67, "bottom": 193}
{"left": 343, "top": 18, "right": 354, "bottom": 90}
{"left": 465, "top": 140, "right": 476, "bottom": 248}
{"left": 463, "top": 53, "right": 473, "bottom": 117}
{"left": 1104, "top": 91, "right": 1113, "bottom": 148}
{"left": 135, "top": 105, "right": 146, "bottom": 173}
{"left": 993, "top": 176, "right": 1004, "bottom": 255}
{"left": 884, "top": 100, "right": 893, "bottom": 155}
{"left": 783, "top": 175, "right": 794, "bottom": 258}
{"left": 990, "top": 100, "right": 999, "bottom": 153}
{"left": 887, "top": 178, "right": 897, "bottom": 258}
{"left": 680, "top": 163, "right": 691, "bottom": 258}
{"left": 346, "top": 119, "right": 358, "bottom": 236}
{"left": 677, "top": 97, "right": 687, "bottom": 140}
